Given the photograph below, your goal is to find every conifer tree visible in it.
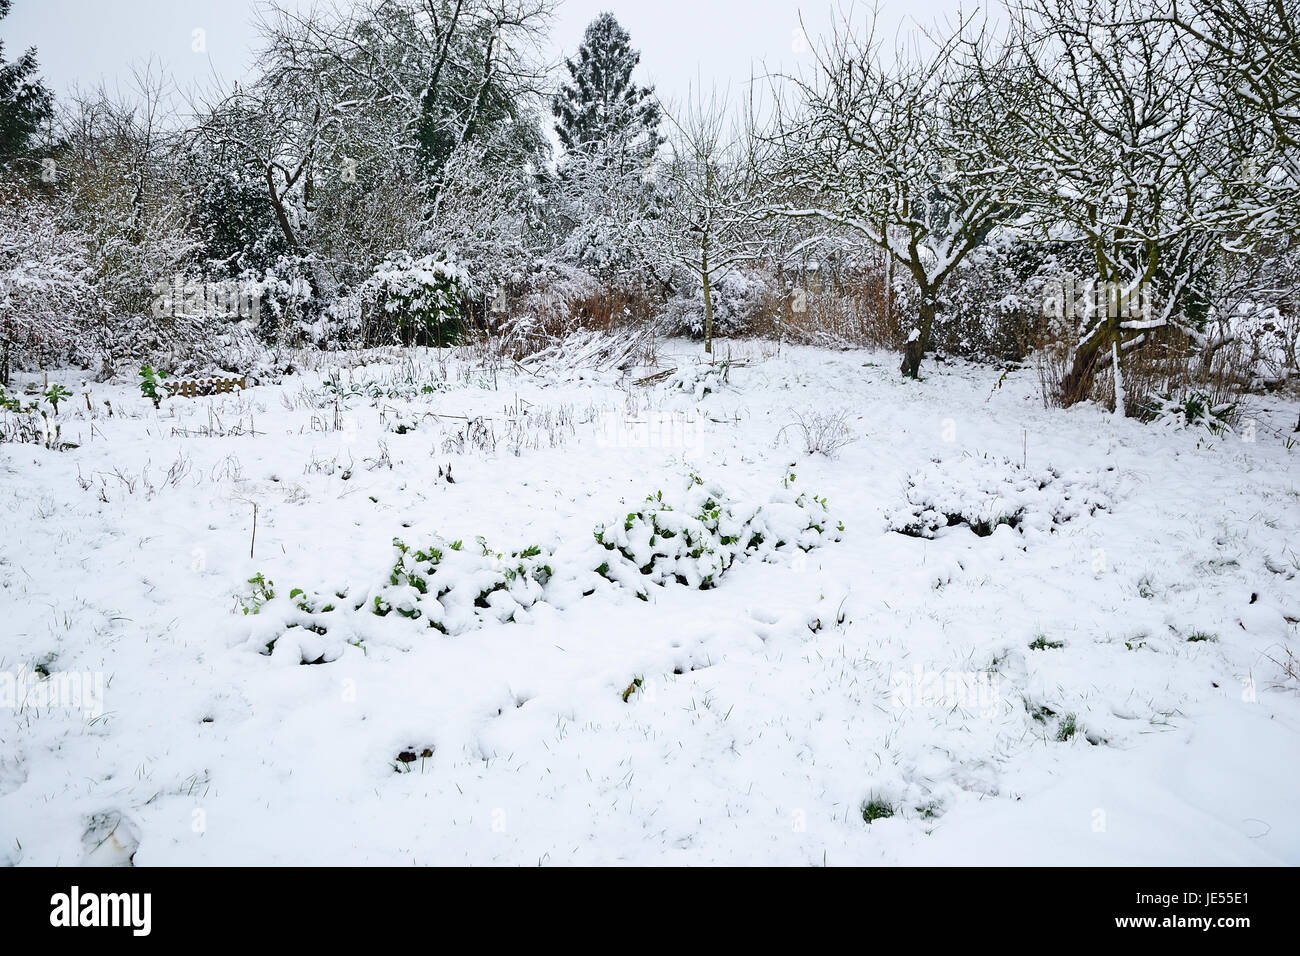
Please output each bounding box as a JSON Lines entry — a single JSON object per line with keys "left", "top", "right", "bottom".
{"left": 553, "top": 13, "right": 661, "bottom": 163}
{"left": 0, "top": 0, "right": 53, "bottom": 161}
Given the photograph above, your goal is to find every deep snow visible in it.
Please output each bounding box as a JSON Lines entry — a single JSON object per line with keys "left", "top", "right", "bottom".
{"left": 1, "top": 339, "right": 1297, "bottom": 865}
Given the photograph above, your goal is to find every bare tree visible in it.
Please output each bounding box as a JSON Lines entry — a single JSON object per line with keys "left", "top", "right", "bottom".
{"left": 772, "top": 12, "right": 1028, "bottom": 377}
{"left": 0, "top": 194, "right": 98, "bottom": 383}
{"left": 193, "top": 0, "right": 555, "bottom": 268}
{"left": 656, "top": 86, "right": 767, "bottom": 354}
{"left": 55, "top": 67, "right": 197, "bottom": 320}
{"left": 991, "top": 0, "right": 1230, "bottom": 411}
{"left": 1161, "top": 0, "right": 1300, "bottom": 233}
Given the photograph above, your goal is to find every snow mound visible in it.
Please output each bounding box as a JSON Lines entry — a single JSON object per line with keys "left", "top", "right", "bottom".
{"left": 664, "top": 363, "right": 730, "bottom": 400}
{"left": 885, "top": 454, "right": 1111, "bottom": 539}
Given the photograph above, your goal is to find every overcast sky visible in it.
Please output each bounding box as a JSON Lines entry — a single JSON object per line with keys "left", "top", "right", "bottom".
{"left": 3, "top": 0, "right": 972, "bottom": 115}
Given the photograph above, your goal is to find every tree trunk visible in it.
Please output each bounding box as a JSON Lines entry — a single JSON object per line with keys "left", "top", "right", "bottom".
{"left": 266, "top": 164, "right": 299, "bottom": 252}
{"left": 1111, "top": 339, "right": 1126, "bottom": 417}
{"left": 884, "top": 253, "right": 894, "bottom": 334}
{"left": 900, "top": 297, "right": 936, "bottom": 379}
{"left": 1059, "top": 336, "right": 1103, "bottom": 406}
{"left": 1059, "top": 317, "right": 1118, "bottom": 407}
{"left": 1, "top": 319, "right": 11, "bottom": 387}
{"left": 701, "top": 250, "right": 713, "bottom": 355}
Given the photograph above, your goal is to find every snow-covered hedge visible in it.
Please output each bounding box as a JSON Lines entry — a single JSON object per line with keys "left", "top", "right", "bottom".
{"left": 238, "top": 259, "right": 315, "bottom": 342}
{"left": 885, "top": 455, "right": 1111, "bottom": 538}
{"left": 933, "top": 232, "right": 1082, "bottom": 362}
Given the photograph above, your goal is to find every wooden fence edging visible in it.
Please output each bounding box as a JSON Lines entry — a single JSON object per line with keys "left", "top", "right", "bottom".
{"left": 171, "top": 375, "right": 247, "bottom": 399}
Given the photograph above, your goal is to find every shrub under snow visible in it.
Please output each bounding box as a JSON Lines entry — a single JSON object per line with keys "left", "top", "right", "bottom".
{"left": 665, "top": 269, "right": 773, "bottom": 339}
{"left": 359, "top": 255, "right": 472, "bottom": 346}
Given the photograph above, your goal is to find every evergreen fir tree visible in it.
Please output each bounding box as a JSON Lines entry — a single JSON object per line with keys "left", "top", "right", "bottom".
{"left": 553, "top": 13, "right": 661, "bottom": 164}
{"left": 0, "top": 0, "right": 53, "bottom": 161}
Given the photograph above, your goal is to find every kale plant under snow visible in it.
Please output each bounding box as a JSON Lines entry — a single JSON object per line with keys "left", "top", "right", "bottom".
{"left": 242, "top": 469, "right": 842, "bottom": 663}
{"left": 885, "top": 454, "right": 1113, "bottom": 538}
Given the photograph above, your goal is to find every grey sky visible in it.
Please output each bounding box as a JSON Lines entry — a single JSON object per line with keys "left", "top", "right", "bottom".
{"left": 3, "top": 0, "right": 969, "bottom": 114}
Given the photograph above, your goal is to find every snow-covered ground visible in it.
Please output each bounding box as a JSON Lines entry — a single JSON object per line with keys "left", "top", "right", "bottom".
{"left": 2, "top": 340, "right": 1297, "bottom": 865}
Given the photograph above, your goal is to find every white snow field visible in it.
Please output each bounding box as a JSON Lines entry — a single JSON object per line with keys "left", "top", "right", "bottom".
{"left": 1, "top": 340, "right": 1298, "bottom": 866}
